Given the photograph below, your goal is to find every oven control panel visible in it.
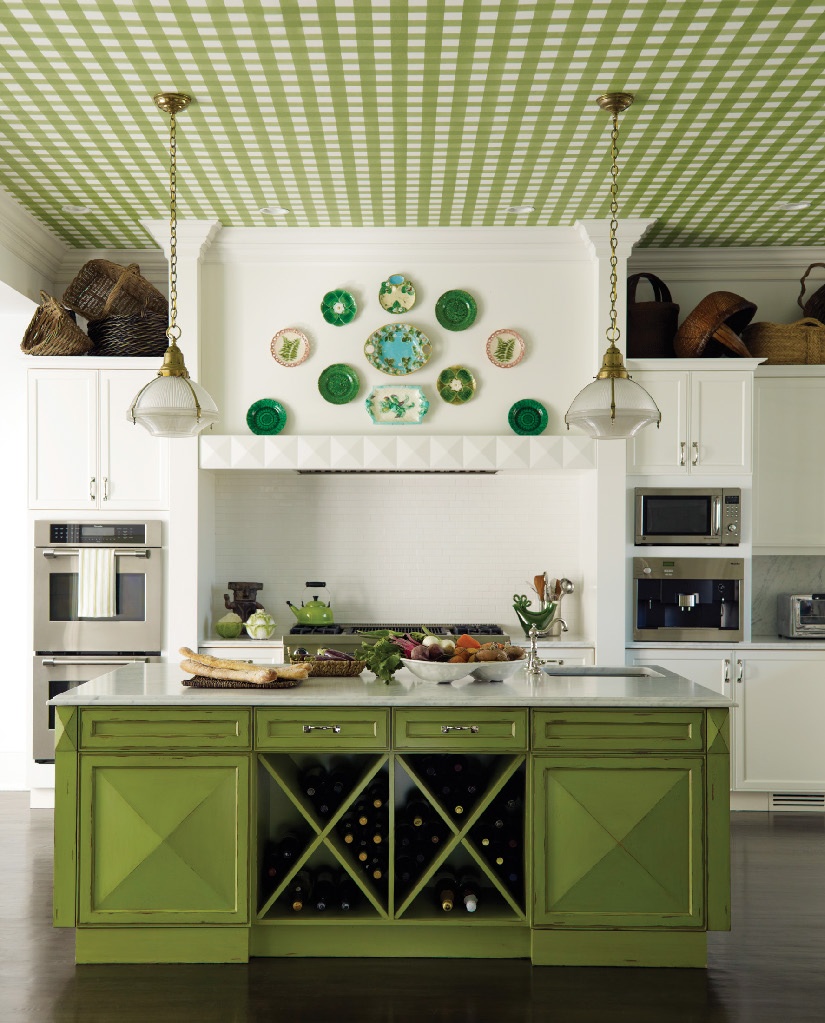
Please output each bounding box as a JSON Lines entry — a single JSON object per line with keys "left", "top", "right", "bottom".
{"left": 49, "top": 523, "right": 147, "bottom": 545}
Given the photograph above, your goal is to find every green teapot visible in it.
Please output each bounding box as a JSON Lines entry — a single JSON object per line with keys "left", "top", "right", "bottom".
{"left": 286, "top": 581, "right": 334, "bottom": 626}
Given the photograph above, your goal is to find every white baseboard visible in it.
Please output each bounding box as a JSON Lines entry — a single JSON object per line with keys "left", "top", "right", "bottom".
{"left": 0, "top": 752, "right": 28, "bottom": 791}
{"left": 731, "top": 791, "right": 770, "bottom": 811}
{"left": 30, "top": 787, "right": 55, "bottom": 809}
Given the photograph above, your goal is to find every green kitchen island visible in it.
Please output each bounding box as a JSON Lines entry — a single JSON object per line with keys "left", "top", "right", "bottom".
{"left": 51, "top": 663, "right": 731, "bottom": 967}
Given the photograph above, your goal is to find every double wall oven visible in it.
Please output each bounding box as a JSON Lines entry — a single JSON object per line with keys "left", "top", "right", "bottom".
{"left": 33, "top": 521, "right": 163, "bottom": 761}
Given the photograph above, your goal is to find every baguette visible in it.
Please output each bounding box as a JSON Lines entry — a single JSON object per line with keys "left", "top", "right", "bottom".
{"left": 180, "top": 658, "right": 281, "bottom": 685}
{"left": 179, "top": 646, "right": 264, "bottom": 672}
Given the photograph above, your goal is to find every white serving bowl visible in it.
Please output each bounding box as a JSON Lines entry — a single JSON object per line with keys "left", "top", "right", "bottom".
{"left": 400, "top": 658, "right": 475, "bottom": 684}
{"left": 469, "top": 658, "right": 525, "bottom": 682}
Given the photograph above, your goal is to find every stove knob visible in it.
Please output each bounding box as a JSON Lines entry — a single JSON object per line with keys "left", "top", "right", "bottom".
{"left": 727, "top": 523, "right": 738, "bottom": 533}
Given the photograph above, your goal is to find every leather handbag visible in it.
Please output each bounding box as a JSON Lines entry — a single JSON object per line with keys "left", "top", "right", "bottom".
{"left": 626, "top": 273, "right": 680, "bottom": 357}
{"left": 798, "top": 263, "right": 825, "bottom": 323}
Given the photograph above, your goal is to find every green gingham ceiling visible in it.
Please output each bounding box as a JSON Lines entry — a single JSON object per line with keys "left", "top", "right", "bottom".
{"left": 0, "top": 0, "right": 823, "bottom": 249}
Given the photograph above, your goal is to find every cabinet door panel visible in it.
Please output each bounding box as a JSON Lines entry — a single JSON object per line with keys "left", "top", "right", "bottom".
{"left": 532, "top": 755, "right": 704, "bottom": 928}
{"left": 690, "top": 371, "right": 751, "bottom": 474}
{"left": 79, "top": 754, "right": 249, "bottom": 925}
{"left": 28, "top": 369, "right": 97, "bottom": 508}
{"left": 626, "top": 372, "right": 687, "bottom": 475}
{"left": 99, "top": 370, "right": 170, "bottom": 509}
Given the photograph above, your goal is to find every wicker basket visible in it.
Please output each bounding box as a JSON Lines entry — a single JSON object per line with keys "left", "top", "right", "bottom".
{"left": 741, "top": 317, "right": 825, "bottom": 365}
{"left": 798, "top": 264, "right": 825, "bottom": 322}
{"left": 20, "top": 291, "right": 93, "bottom": 356}
{"left": 87, "top": 311, "right": 169, "bottom": 357}
{"left": 626, "top": 273, "right": 679, "bottom": 357}
{"left": 182, "top": 675, "right": 302, "bottom": 689}
{"left": 305, "top": 659, "right": 367, "bottom": 677}
{"left": 62, "top": 260, "right": 168, "bottom": 320}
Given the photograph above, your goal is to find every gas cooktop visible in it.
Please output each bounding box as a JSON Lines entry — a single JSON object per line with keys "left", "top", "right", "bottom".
{"left": 287, "top": 622, "right": 506, "bottom": 637}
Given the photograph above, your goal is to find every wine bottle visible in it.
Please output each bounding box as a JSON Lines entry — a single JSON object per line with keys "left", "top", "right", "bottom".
{"left": 327, "top": 757, "right": 353, "bottom": 799}
{"left": 472, "top": 824, "right": 494, "bottom": 848}
{"left": 418, "top": 754, "right": 439, "bottom": 780}
{"left": 459, "top": 869, "right": 481, "bottom": 913}
{"left": 354, "top": 802, "right": 370, "bottom": 828}
{"left": 313, "top": 867, "right": 336, "bottom": 912}
{"left": 277, "top": 830, "right": 305, "bottom": 864}
{"left": 434, "top": 869, "right": 457, "bottom": 912}
{"left": 287, "top": 868, "right": 312, "bottom": 912}
{"left": 404, "top": 796, "right": 431, "bottom": 828}
{"left": 447, "top": 754, "right": 468, "bottom": 775}
{"left": 337, "top": 871, "right": 359, "bottom": 911}
{"left": 298, "top": 763, "right": 326, "bottom": 799}
{"left": 365, "top": 853, "right": 387, "bottom": 881}
{"left": 395, "top": 823, "right": 415, "bottom": 849}
{"left": 395, "top": 854, "right": 415, "bottom": 887}
{"left": 365, "top": 774, "right": 389, "bottom": 809}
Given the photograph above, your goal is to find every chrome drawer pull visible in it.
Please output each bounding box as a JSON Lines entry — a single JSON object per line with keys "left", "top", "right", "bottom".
{"left": 302, "top": 724, "right": 342, "bottom": 733}
{"left": 441, "top": 725, "right": 479, "bottom": 734}
{"left": 692, "top": 441, "right": 699, "bottom": 466}
{"left": 679, "top": 442, "right": 686, "bottom": 466}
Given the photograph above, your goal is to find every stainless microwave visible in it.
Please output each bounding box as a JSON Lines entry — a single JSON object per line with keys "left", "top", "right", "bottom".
{"left": 635, "top": 488, "right": 741, "bottom": 546}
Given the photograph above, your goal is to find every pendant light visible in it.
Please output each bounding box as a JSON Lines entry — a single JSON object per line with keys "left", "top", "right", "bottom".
{"left": 127, "top": 93, "right": 218, "bottom": 438}
{"left": 565, "top": 93, "right": 661, "bottom": 438}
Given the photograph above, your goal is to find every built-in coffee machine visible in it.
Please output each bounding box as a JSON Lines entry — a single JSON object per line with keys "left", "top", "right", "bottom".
{"left": 633, "top": 556, "right": 743, "bottom": 642}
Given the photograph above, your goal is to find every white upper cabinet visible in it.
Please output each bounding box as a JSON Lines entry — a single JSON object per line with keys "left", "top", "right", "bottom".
{"left": 28, "top": 368, "right": 169, "bottom": 510}
{"left": 753, "top": 375, "right": 825, "bottom": 549}
{"left": 627, "top": 368, "right": 753, "bottom": 476}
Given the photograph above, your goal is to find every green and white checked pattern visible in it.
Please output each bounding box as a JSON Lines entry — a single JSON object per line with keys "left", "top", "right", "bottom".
{"left": 0, "top": 0, "right": 823, "bottom": 248}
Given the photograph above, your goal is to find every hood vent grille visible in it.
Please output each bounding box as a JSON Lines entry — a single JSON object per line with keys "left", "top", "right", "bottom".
{"left": 770, "top": 792, "right": 825, "bottom": 812}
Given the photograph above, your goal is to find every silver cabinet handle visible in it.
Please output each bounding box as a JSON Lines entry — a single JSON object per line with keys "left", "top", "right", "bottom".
{"left": 692, "top": 441, "right": 699, "bottom": 466}
{"left": 103, "top": 476, "right": 109, "bottom": 501}
{"left": 542, "top": 659, "right": 565, "bottom": 665}
{"left": 723, "top": 658, "right": 730, "bottom": 684}
{"left": 302, "top": 724, "right": 341, "bottom": 733}
{"left": 679, "top": 442, "right": 686, "bottom": 466}
{"left": 441, "top": 725, "right": 479, "bottom": 734}
{"left": 41, "top": 657, "right": 150, "bottom": 667}
{"left": 89, "top": 476, "right": 96, "bottom": 500}
{"left": 736, "top": 659, "right": 744, "bottom": 683}
{"left": 42, "top": 548, "right": 150, "bottom": 559}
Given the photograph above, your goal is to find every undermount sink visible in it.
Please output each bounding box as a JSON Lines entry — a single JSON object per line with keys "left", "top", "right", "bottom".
{"left": 540, "top": 666, "right": 666, "bottom": 678}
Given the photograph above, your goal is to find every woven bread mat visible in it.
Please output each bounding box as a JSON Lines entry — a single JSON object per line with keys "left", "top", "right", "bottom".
{"left": 182, "top": 675, "right": 303, "bottom": 689}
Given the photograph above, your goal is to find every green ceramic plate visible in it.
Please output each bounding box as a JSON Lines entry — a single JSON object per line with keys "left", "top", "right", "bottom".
{"left": 435, "top": 289, "right": 477, "bottom": 331}
{"left": 437, "top": 365, "right": 476, "bottom": 404}
{"left": 508, "top": 398, "right": 548, "bottom": 436}
{"left": 247, "top": 398, "right": 287, "bottom": 435}
{"left": 321, "top": 289, "right": 357, "bottom": 326}
{"left": 318, "top": 363, "right": 360, "bottom": 404}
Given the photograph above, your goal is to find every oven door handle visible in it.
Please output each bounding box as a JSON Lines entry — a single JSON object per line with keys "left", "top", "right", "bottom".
{"left": 40, "top": 657, "right": 151, "bottom": 667}
{"left": 710, "top": 496, "right": 722, "bottom": 539}
{"left": 42, "top": 549, "right": 150, "bottom": 559}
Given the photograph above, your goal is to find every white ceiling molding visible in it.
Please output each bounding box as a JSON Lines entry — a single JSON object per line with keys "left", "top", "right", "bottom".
{"left": 629, "top": 246, "right": 825, "bottom": 282}
{"left": 0, "top": 187, "right": 66, "bottom": 300}
{"left": 200, "top": 433, "right": 596, "bottom": 473}
{"left": 576, "top": 219, "right": 658, "bottom": 261}
{"left": 206, "top": 225, "right": 592, "bottom": 264}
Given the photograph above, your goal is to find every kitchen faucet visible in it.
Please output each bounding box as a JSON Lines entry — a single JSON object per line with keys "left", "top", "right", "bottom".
{"left": 524, "top": 620, "right": 569, "bottom": 676}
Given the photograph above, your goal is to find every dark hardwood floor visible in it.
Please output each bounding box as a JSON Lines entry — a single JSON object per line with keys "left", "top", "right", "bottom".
{"left": 2, "top": 795, "right": 824, "bottom": 1023}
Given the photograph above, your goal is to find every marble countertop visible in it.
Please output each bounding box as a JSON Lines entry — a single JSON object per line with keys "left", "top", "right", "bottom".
{"left": 50, "top": 662, "right": 732, "bottom": 708}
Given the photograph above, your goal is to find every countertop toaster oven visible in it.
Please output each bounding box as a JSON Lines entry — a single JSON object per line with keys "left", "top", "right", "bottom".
{"left": 777, "top": 594, "right": 825, "bottom": 638}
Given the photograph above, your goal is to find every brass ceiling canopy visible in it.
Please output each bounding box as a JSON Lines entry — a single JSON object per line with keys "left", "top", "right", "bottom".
{"left": 153, "top": 92, "right": 192, "bottom": 116}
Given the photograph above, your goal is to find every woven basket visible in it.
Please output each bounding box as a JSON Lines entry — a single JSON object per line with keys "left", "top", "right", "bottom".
{"left": 20, "top": 291, "right": 93, "bottom": 356}
{"left": 62, "top": 260, "right": 168, "bottom": 320}
{"left": 305, "top": 659, "right": 367, "bottom": 677}
{"left": 87, "top": 311, "right": 169, "bottom": 357}
{"left": 741, "top": 317, "right": 825, "bottom": 365}
{"left": 626, "top": 273, "right": 679, "bottom": 357}
{"left": 798, "top": 264, "right": 825, "bottom": 322}
{"left": 182, "top": 675, "right": 303, "bottom": 689}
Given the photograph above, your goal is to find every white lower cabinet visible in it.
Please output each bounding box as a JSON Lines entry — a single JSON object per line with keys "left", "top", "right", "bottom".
{"left": 629, "top": 647, "right": 825, "bottom": 795}
{"left": 536, "top": 645, "right": 594, "bottom": 668}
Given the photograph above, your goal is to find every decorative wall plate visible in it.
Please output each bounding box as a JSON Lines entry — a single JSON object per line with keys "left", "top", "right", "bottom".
{"left": 435, "top": 289, "right": 477, "bottom": 331}
{"left": 437, "top": 365, "right": 476, "bottom": 404}
{"left": 486, "top": 328, "right": 525, "bottom": 369}
{"left": 379, "top": 273, "right": 417, "bottom": 314}
{"left": 321, "top": 289, "right": 357, "bottom": 325}
{"left": 508, "top": 398, "right": 548, "bottom": 436}
{"left": 247, "top": 398, "right": 287, "bottom": 435}
{"left": 318, "top": 363, "right": 360, "bottom": 404}
{"left": 365, "top": 384, "right": 430, "bottom": 425}
{"left": 364, "top": 323, "right": 432, "bottom": 375}
{"left": 270, "top": 327, "right": 311, "bottom": 367}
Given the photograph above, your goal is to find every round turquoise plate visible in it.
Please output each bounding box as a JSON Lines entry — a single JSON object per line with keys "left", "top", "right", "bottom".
{"left": 318, "top": 363, "right": 360, "bottom": 404}
{"left": 508, "top": 399, "right": 548, "bottom": 436}
{"left": 247, "top": 398, "right": 287, "bottom": 435}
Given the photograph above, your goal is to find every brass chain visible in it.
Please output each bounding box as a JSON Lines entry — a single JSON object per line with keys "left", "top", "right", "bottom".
{"left": 606, "top": 109, "right": 620, "bottom": 348}
{"left": 167, "top": 109, "right": 181, "bottom": 342}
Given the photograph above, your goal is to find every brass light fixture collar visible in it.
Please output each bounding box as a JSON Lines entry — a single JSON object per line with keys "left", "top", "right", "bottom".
{"left": 595, "top": 346, "right": 630, "bottom": 379}
{"left": 153, "top": 92, "right": 192, "bottom": 115}
{"left": 156, "top": 340, "right": 190, "bottom": 378}
{"left": 596, "top": 92, "right": 634, "bottom": 114}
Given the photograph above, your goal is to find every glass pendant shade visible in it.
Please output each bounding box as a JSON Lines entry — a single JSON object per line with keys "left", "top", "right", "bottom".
{"left": 127, "top": 373, "right": 218, "bottom": 438}
{"left": 565, "top": 375, "right": 661, "bottom": 438}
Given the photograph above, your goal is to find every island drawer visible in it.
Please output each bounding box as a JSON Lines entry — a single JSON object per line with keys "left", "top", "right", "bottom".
{"left": 532, "top": 709, "right": 705, "bottom": 753}
{"left": 79, "top": 709, "right": 252, "bottom": 751}
{"left": 255, "top": 708, "right": 390, "bottom": 750}
{"left": 393, "top": 709, "right": 528, "bottom": 751}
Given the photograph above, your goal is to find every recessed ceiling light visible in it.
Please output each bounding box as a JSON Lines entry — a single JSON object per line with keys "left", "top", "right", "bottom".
{"left": 62, "top": 203, "right": 91, "bottom": 215}
{"left": 505, "top": 204, "right": 535, "bottom": 214}
{"left": 259, "top": 205, "right": 290, "bottom": 216}
{"left": 776, "top": 201, "right": 810, "bottom": 211}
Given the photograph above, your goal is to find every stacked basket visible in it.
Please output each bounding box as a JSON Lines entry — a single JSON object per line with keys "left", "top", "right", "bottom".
{"left": 21, "top": 260, "right": 169, "bottom": 357}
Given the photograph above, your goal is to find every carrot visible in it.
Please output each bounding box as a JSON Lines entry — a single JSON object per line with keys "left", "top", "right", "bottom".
{"left": 456, "top": 633, "right": 481, "bottom": 650}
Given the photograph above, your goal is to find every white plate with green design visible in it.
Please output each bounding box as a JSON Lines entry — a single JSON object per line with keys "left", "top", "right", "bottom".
{"left": 378, "top": 273, "right": 416, "bottom": 314}
{"left": 364, "top": 323, "right": 432, "bottom": 376}
{"left": 486, "top": 328, "right": 525, "bottom": 369}
{"left": 365, "top": 384, "right": 430, "bottom": 425}
{"left": 270, "top": 328, "right": 311, "bottom": 367}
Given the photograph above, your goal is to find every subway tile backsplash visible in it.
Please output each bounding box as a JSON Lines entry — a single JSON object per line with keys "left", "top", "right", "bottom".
{"left": 751, "top": 555, "right": 825, "bottom": 636}
{"left": 212, "top": 472, "right": 582, "bottom": 634}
